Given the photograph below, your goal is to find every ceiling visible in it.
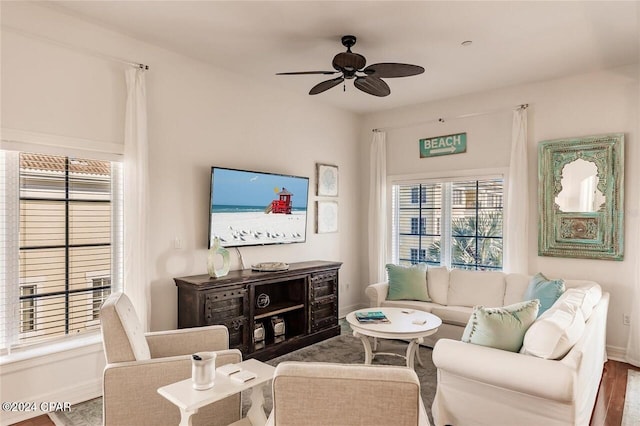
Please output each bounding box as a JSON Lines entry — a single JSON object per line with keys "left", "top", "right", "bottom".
{"left": 47, "top": 1, "right": 639, "bottom": 115}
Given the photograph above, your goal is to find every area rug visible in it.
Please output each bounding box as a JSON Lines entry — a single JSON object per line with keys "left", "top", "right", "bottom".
{"left": 48, "top": 397, "right": 101, "bottom": 426}
{"left": 49, "top": 327, "right": 436, "bottom": 425}
{"left": 622, "top": 369, "right": 640, "bottom": 426}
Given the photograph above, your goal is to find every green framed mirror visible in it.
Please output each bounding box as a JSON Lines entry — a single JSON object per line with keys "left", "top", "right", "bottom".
{"left": 538, "top": 133, "right": 624, "bottom": 260}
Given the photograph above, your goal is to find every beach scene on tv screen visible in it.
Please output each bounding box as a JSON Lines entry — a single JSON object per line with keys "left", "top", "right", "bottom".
{"left": 210, "top": 168, "right": 309, "bottom": 247}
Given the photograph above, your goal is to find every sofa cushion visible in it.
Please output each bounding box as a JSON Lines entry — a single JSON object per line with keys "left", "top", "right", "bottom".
{"left": 427, "top": 266, "right": 450, "bottom": 305}
{"left": 504, "top": 273, "right": 530, "bottom": 306}
{"left": 565, "top": 282, "right": 602, "bottom": 320}
{"left": 461, "top": 300, "right": 540, "bottom": 352}
{"left": 521, "top": 299, "right": 585, "bottom": 359}
{"left": 386, "top": 264, "right": 431, "bottom": 301}
{"left": 431, "top": 306, "right": 473, "bottom": 327}
{"left": 524, "top": 273, "right": 565, "bottom": 317}
{"left": 381, "top": 300, "right": 439, "bottom": 313}
{"left": 554, "top": 284, "right": 601, "bottom": 321}
{"left": 448, "top": 269, "right": 506, "bottom": 308}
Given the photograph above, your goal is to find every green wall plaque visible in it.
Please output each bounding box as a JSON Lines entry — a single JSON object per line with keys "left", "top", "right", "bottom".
{"left": 419, "top": 132, "right": 467, "bottom": 158}
{"left": 538, "top": 133, "right": 624, "bottom": 260}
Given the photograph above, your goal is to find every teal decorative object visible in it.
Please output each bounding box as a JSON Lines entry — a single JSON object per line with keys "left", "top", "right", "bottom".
{"left": 538, "top": 133, "right": 624, "bottom": 260}
{"left": 385, "top": 263, "right": 431, "bottom": 302}
{"left": 461, "top": 300, "right": 540, "bottom": 352}
{"left": 524, "top": 273, "right": 565, "bottom": 317}
{"left": 207, "top": 237, "right": 230, "bottom": 278}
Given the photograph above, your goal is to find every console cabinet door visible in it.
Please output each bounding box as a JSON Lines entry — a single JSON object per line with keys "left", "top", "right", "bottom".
{"left": 204, "top": 287, "right": 249, "bottom": 353}
{"left": 309, "top": 270, "right": 338, "bottom": 332}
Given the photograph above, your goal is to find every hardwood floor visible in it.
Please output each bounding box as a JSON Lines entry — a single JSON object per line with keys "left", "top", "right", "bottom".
{"left": 11, "top": 360, "right": 640, "bottom": 426}
{"left": 11, "top": 415, "right": 55, "bottom": 426}
{"left": 591, "top": 360, "right": 640, "bottom": 425}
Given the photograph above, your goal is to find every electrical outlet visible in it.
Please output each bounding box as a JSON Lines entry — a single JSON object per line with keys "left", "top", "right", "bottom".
{"left": 174, "top": 237, "right": 183, "bottom": 249}
{"left": 623, "top": 314, "right": 631, "bottom": 326}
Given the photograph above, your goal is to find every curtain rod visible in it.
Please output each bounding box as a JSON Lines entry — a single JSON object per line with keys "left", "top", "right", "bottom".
{"left": 3, "top": 25, "right": 149, "bottom": 70}
{"left": 372, "top": 103, "right": 528, "bottom": 132}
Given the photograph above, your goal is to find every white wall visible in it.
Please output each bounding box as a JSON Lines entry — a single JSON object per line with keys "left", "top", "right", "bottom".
{"left": 0, "top": 3, "right": 363, "bottom": 422}
{"left": 361, "top": 65, "right": 639, "bottom": 357}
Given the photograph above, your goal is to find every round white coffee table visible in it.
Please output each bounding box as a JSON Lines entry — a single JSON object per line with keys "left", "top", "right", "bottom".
{"left": 346, "top": 307, "right": 442, "bottom": 369}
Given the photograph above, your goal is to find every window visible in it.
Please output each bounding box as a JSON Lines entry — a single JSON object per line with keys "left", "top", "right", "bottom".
{"left": 410, "top": 217, "right": 427, "bottom": 235}
{"left": 20, "top": 285, "right": 36, "bottom": 333}
{"left": 410, "top": 248, "right": 426, "bottom": 264}
{"left": 392, "top": 177, "right": 503, "bottom": 271}
{"left": 411, "top": 186, "right": 427, "bottom": 204}
{"left": 92, "top": 277, "right": 111, "bottom": 320}
{"left": 1, "top": 151, "right": 123, "bottom": 350}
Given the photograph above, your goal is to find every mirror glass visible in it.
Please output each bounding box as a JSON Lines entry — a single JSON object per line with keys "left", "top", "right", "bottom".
{"left": 555, "top": 159, "right": 605, "bottom": 213}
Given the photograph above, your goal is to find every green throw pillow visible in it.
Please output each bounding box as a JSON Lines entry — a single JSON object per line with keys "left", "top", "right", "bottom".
{"left": 524, "top": 273, "right": 565, "bottom": 317}
{"left": 386, "top": 264, "right": 431, "bottom": 302}
{"left": 461, "top": 300, "right": 540, "bottom": 352}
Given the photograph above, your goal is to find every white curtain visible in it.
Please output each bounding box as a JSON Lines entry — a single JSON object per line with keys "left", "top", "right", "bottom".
{"left": 124, "top": 68, "right": 150, "bottom": 331}
{"left": 626, "top": 65, "right": 640, "bottom": 367}
{"left": 503, "top": 106, "right": 529, "bottom": 274}
{"left": 368, "top": 130, "right": 387, "bottom": 283}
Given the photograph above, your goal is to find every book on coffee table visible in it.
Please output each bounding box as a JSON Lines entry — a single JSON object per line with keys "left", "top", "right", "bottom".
{"left": 355, "top": 311, "right": 390, "bottom": 323}
{"left": 230, "top": 369, "right": 257, "bottom": 384}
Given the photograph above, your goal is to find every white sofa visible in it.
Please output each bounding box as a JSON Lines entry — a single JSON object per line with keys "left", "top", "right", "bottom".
{"left": 365, "top": 267, "right": 609, "bottom": 426}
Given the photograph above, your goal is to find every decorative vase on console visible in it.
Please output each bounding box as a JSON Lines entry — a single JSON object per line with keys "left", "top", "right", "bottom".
{"left": 207, "top": 237, "right": 230, "bottom": 278}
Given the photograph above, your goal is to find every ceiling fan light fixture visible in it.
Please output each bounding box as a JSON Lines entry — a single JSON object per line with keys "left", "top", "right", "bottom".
{"left": 332, "top": 52, "right": 366, "bottom": 72}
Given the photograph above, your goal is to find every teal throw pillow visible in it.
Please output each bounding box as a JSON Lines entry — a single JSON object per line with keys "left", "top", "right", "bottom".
{"left": 386, "top": 263, "right": 431, "bottom": 302}
{"left": 524, "top": 273, "right": 565, "bottom": 317}
{"left": 461, "top": 300, "right": 540, "bottom": 352}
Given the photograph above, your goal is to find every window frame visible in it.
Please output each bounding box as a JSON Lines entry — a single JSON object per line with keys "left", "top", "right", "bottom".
{"left": 0, "top": 148, "right": 123, "bottom": 353}
{"left": 388, "top": 168, "right": 508, "bottom": 271}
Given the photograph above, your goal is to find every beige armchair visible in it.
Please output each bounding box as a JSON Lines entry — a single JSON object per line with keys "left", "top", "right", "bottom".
{"left": 266, "top": 362, "right": 430, "bottom": 426}
{"left": 100, "top": 292, "right": 242, "bottom": 426}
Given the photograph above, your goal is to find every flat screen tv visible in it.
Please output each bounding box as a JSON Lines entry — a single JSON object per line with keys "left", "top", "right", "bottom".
{"left": 209, "top": 167, "right": 309, "bottom": 248}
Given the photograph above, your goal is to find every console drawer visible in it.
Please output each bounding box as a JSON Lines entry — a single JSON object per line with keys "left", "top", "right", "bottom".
{"left": 310, "top": 271, "right": 338, "bottom": 300}
{"left": 310, "top": 297, "right": 337, "bottom": 332}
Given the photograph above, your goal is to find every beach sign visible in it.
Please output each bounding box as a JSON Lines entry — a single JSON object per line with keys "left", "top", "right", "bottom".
{"left": 419, "top": 132, "right": 467, "bottom": 158}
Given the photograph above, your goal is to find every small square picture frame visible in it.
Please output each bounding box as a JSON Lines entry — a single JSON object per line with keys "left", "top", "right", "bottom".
{"left": 316, "top": 163, "right": 339, "bottom": 197}
{"left": 316, "top": 201, "right": 338, "bottom": 234}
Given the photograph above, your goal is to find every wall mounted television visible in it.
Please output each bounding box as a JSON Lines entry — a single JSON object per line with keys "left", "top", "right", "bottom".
{"left": 209, "top": 167, "right": 310, "bottom": 248}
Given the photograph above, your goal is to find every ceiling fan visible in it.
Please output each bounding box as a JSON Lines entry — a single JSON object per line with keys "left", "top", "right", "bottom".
{"left": 276, "top": 35, "right": 425, "bottom": 97}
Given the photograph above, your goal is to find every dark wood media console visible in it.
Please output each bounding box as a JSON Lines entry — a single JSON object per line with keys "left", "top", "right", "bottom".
{"left": 174, "top": 260, "right": 342, "bottom": 361}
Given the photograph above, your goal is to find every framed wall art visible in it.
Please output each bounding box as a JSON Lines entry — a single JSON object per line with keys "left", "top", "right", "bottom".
{"left": 316, "top": 163, "right": 339, "bottom": 197}
{"left": 316, "top": 201, "right": 338, "bottom": 233}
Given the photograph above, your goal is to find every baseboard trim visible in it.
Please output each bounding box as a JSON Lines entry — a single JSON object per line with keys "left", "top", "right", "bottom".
{"left": 0, "top": 378, "right": 102, "bottom": 426}
{"left": 338, "top": 302, "right": 367, "bottom": 318}
{"left": 607, "top": 344, "right": 627, "bottom": 363}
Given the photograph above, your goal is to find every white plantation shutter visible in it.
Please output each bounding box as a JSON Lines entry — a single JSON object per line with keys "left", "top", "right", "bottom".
{"left": 391, "top": 183, "right": 442, "bottom": 266}
{"left": 0, "top": 150, "right": 20, "bottom": 351}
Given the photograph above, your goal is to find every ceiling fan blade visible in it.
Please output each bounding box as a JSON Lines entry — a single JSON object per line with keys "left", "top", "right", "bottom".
{"left": 363, "top": 63, "right": 425, "bottom": 78}
{"left": 276, "top": 71, "right": 339, "bottom": 75}
{"left": 354, "top": 76, "right": 390, "bottom": 97}
{"left": 309, "top": 77, "right": 345, "bottom": 95}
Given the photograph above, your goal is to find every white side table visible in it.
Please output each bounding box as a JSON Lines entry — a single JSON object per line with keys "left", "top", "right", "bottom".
{"left": 158, "top": 358, "right": 276, "bottom": 426}
{"left": 346, "top": 307, "right": 442, "bottom": 369}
